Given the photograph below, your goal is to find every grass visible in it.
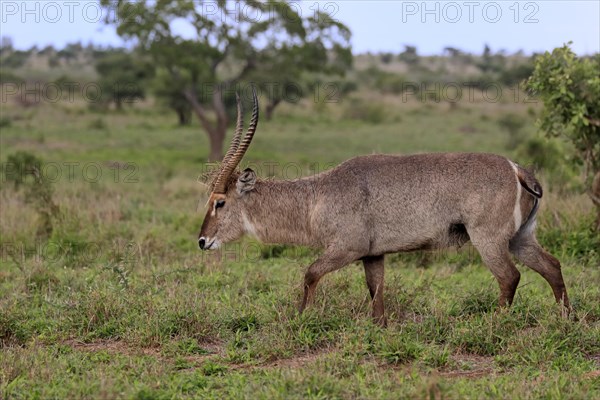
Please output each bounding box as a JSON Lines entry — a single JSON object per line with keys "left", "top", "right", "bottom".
{"left": 1, "top": 94, "right": 599, "bottom": 399}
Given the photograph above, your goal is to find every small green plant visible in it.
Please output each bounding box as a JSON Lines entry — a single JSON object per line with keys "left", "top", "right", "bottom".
{"left": 422, "top": 345, "right": 451, "bottom": 369}
{"left": 2, "top": 151, "right": 59, "bottom": 239}
{"left": 227, "top": 314, "right": 259, "bottom": 332}
{"left": 450, "top": 288, "right": 497, "bottom": 316}
{"left": 376, "top": 335, "right": 423, "bottom": 365}
{"left": 201, "top": 361, "right": 228, "bottom": 376}
{"left": 88, "top": 117, "right": 108, "bottom": 130}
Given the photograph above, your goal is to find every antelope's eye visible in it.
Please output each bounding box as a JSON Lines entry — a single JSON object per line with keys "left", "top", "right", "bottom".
{"left": 215, "top": 199, "right": 226, "bottom": 209}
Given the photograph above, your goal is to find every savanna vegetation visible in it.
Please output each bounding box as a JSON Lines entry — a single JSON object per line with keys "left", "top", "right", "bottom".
{"left": 1, "top": 24, "right": 599, "bottom": 400}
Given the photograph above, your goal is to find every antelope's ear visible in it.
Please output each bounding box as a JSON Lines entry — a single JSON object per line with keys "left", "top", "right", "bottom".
{"left": 236, "top": 168, "right": 256, "bottom": 195}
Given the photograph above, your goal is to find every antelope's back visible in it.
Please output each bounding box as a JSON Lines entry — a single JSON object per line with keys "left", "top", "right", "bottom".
{"left": 317, "top": 153, "right": 519, "bottom": 254}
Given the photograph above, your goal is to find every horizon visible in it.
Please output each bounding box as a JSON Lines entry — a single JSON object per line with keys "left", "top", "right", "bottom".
{"left": 1, "top": 1, "right": 598, "bottom": 56}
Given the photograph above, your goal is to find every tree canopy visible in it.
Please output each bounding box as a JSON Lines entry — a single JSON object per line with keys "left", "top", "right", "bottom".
{"left": 100, "top": 0, "right": 352, "bottom": 161}
{"left": 526, "top": 43, "right": 600, "bottom": 228}
{"left": 95, "top": 51, "right": 154, "bottom": 110}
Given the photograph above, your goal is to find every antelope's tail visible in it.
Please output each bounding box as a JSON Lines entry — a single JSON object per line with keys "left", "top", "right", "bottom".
{"left": 515, "top": 165, "right": 542, "bottom": 238}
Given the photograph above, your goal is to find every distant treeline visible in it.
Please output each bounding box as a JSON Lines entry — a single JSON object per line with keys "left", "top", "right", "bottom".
{"left": 0, "top": 38, "right": 571, "bottom": 123}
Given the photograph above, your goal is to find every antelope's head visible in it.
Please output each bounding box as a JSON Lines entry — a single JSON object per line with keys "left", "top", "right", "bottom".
{"left": 198, "top": 88, "right": 259, "bottom": 250}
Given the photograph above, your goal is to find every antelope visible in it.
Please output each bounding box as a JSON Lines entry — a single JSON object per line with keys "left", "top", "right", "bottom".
{"left": 198, "top": 88, "right": 571, "bottom": 326}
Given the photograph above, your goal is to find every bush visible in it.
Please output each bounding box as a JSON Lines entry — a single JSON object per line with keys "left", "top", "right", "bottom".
{"left": 2, "top": 151, "right": 59, "bottom": 239}
{"left": 497, "top": 113, "right": 526, "bottom": 150}
{"left": 516, "top": 137, "right": 579, "bottom": 191}
{"left": 0, "top": 70, "right": 24, "bottom": 84}
{"left": 537, "top": 213, "right": 599, "bottom": 262}
{"left": 88, "top": 118, "right": 108, "bottom": 130}
{"left": 499, "top": 63, "right": 535, "bottom": 86}
{"left": 358, "top": 66, "right": 407, "bottom": 95}
{"left": 0, "top": 50, "right": 29, "bottom": 68}
{"left": 0, "top": 117, "right": 12, "bottom": 128}
{"left": 380, "top": 52, "right": 394, "bottom": 64}
{"left": 374, "top": 71, "right": 406, "bottom": 95}
{"left": 343, "top": 98, "right": 387, "bottom": 124}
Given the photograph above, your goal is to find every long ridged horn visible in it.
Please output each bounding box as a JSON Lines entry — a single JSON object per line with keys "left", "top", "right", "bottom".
{"left": 212, "top": 93, "right": 245, "bottom": 193}
{"left": 212, "top": 86, "right": 259, "bottom": 194}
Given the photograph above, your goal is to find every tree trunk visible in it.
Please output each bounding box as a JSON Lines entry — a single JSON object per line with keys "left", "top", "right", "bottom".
{"left": 183, "top": 87, "right": 228, "bottom": 162}
{"left": 591, "top": 171, "right": 600, "bottom": 231}
{"left": 265, "top": 98, "right": 281, "bottom": 121}
{"left": 176, "top": 107, "right": 190, "bottom": 126}
{"left": 208, "top": 127, "right": 226, "bottom": 162}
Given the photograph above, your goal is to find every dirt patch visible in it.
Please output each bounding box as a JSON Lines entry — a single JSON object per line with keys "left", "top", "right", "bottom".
{"left": 226, "top": 347, "right": 336, "bottom": 372}
{"left": 64, "top": 339, "right": 162, "bottom": 358}
{"left": 584, "top": 370, "right": 600, "bottom": 379}
{"left": 63, "top": 339, "right": 224, "bottom": 362}
{"left": 440, "top": 354, "right": 495, "bottom": 378}
{"left": 587, "top": 353, "right": 600, "bottom": 367}
{"left": 263, "top": 348, "right": 334, "bottom": 369}
{"left": 62, "top": 339, "right": 338, "bottom": 371}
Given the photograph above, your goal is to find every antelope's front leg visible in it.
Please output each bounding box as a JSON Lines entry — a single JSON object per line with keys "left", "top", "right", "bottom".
{"left": 298, "top": 249, "right": 361, "bottom": 314}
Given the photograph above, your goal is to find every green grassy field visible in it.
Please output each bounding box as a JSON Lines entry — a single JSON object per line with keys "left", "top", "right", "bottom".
{"left": 1, "top": 94, "right": 599, "bottom": 399}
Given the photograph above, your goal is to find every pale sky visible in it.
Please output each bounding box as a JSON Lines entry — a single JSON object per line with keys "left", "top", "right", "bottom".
{"left": 1, "top": 1, "right": 599, "bottom": 55}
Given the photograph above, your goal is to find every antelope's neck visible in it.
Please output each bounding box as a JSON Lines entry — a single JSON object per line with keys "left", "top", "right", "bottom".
{"left": 243, "top": 179, "right": 317, "bottom": 246}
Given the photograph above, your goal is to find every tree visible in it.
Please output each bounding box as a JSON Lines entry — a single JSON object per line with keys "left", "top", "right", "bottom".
{"left": 526, "top": 44, "right": 600, "bottom": 229}
{"left": 478, "top": 44, "right": 506, "bottom": 74}
{"left": 56, "top": 42, "right": 88, "bottom": 65}
{"left": 153, "top": 68, "right": 192, "bottom": 125}
{"left": 1, "top": 36, "right": 13, "bottom": 51}
{"left": 443, "top": 46, "right": 462, "bottom": 58}
{"left": 95, "top": 51, "right": 154, "bottom": 110}
{"left": 101, "top": 0, "right": 351, "bottom": 161}
{"left": 248, "top": 41, "right": 351, "bottom": 120}
{"left": 398, "top": 45, "right": 418, "bottom": 65}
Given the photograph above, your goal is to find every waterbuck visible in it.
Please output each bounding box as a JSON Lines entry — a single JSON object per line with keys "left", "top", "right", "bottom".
{"left": 198, "top": 89, "right": 570, "bottom": 326}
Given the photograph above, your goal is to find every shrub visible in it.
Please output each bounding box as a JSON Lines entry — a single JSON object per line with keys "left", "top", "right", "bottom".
{"left": 2, "top": 151, "right": 59, "bottom": 239}
{"left": 497, "top": 113, "right": 526, "bottom": 150}
{"left": 0, "top": 70, "right": 24, "bottom": 84}
{"left": 343, "top": 98, "right": 387, "bottom": 124}
{"left": 358, "top": 66, "right": 406, "bottom": 95}
{"left": 0, "top": 117, "right": 12, "bottom": 128}
{"left": 88, "top": 118, "right": 108, "bottom": 130}
{"left": 516, "top": 137, "right": 580, "bottom": 192}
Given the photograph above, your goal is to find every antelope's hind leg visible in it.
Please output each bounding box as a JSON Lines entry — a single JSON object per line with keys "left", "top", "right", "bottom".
{"left": 362, "top": 255, "right": 387, "bottom": 327}
{"left": 469, "top": 228, "right": 521, "bottom": 307}
{"left": 510, "top": 235, "right": 571, "bottom": 314}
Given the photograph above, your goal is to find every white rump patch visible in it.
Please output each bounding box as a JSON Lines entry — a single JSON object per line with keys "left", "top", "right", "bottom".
{"left": 241, "top": 211, "right": 258, "bottom": 239}
{"left": 508, "top": 160, "right": 522, "bottom": 232}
